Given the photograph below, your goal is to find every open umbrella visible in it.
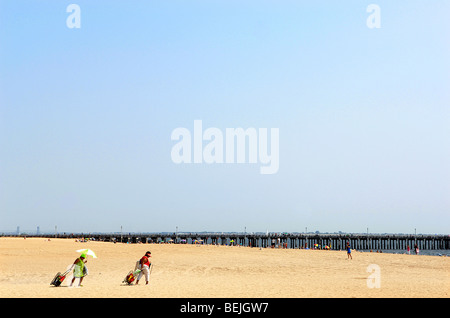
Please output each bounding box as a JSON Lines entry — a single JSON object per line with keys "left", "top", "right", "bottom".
{"left": 76, "top": 249, "right": 97, "bottom": 258}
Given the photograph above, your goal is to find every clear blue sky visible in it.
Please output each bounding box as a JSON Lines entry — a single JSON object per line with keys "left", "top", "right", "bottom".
{"left": 1, "top": 1, "right": 449, "bottom": 234}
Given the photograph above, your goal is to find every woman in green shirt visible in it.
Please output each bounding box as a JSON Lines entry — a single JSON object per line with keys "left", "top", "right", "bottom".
{"left": 69, "top": 253, "right": 88, "bottom": 287}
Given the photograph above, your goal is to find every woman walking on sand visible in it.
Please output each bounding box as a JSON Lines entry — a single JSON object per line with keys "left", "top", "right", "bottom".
{"left": 136, "top": 251, "right": 152, "bottom": 285}
{"left": 346, "top": 242, "right": 352, "bottom": 260}
{"left": 69, "top": 253, "right": 88, "bottom": 287}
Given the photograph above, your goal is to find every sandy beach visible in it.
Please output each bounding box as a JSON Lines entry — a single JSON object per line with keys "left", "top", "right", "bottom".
{"left": 0, "top": 237, "right": 448, "bottom": 298}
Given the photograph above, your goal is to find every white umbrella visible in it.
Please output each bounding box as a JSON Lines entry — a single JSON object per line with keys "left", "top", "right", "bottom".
{"left": 76, "top": 249, "right": 97, "bottom": 258}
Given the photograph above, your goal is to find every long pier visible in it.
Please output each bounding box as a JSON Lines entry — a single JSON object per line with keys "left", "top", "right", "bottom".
{"left": 7, "top": 233, "right": 450, "bottom": 251}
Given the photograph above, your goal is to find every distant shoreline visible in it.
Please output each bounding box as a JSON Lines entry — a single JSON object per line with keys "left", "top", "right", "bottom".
{"left": 3, "top": 232, "right": 449, "bottom": 256}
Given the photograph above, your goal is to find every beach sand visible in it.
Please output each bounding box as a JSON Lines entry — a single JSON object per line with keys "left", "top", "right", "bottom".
{"left": 0, "top": 237, "right": 448, "bottom": 298}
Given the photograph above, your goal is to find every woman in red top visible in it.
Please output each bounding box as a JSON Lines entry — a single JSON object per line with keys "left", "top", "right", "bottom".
{"left": 136, "top": 251, "right": 151, "bottom": 285}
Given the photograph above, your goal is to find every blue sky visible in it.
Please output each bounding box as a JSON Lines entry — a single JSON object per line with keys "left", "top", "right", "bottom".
{"left": 0, "top": 1, "right": 449, "bottom": 234}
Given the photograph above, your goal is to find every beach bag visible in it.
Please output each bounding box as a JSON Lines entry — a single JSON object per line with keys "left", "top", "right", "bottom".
{"left": 50, "top": 270, "right": 69, "bottom": 287}
{"left": 124, "top": 270, "right": 140, "bottom": 285}
{"left": 126, "top": 271, "right": 136, "bottom": 284}
{"left": 50, "top": 273, "right": 65, "bottom": 286}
